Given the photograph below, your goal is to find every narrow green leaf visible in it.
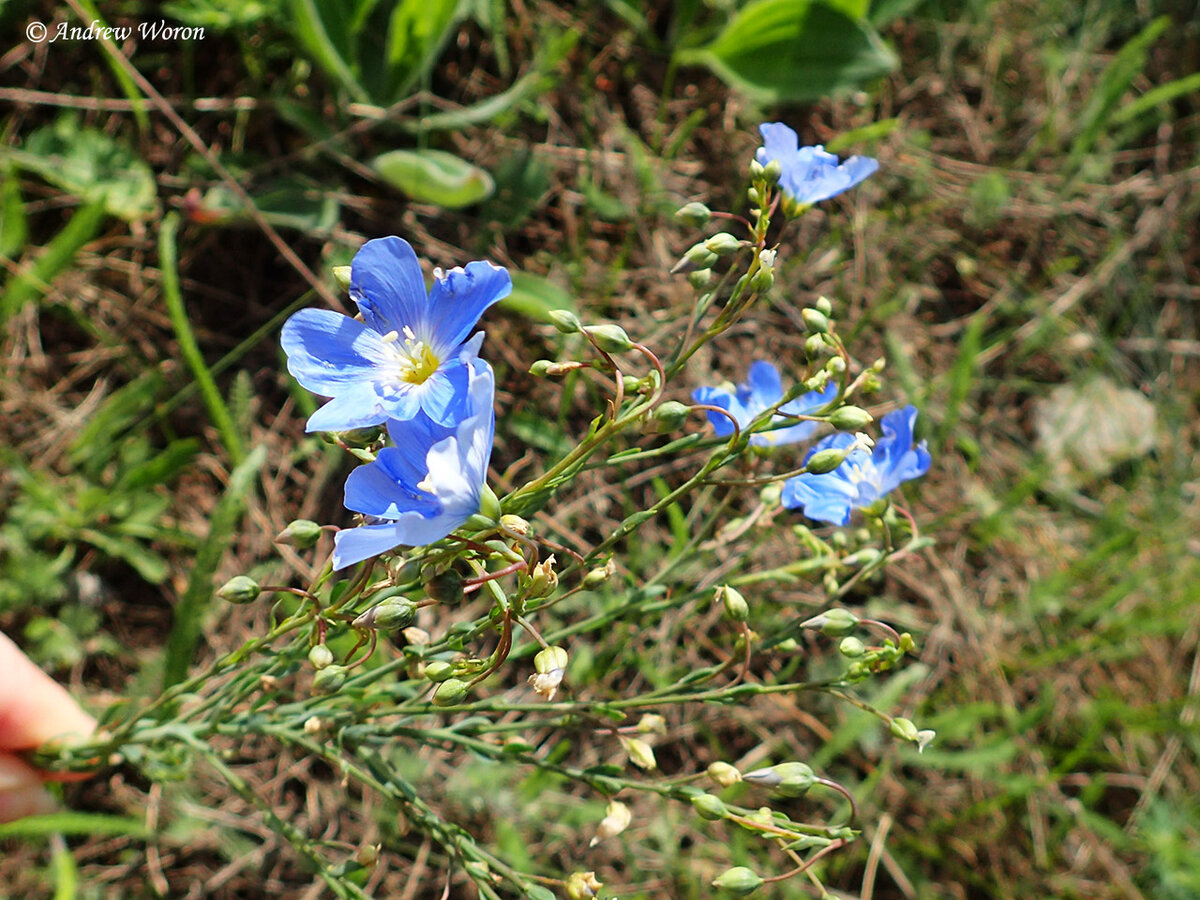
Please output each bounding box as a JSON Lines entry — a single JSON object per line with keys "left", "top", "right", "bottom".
{"left": 161, "top": 445, "right": 266, "bottom": 689}
{"left": 373, "top": 148, "right": 494, "bottom": 208}
{"left": 288, "top": 0, "right": 369, "bottom": 102}
{"left": 0, "top": 168, "right": 27, "bottom": 260}
{"left": 677, "top": 0, "right": 897, "bottom": 104}
{"left": 0, "top": 812, "right": 150, "bottom": 840}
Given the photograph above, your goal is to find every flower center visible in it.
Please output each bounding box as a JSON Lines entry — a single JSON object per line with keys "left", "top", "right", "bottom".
{"left": 381, "top": 326, "right": 440, "bottom": 385}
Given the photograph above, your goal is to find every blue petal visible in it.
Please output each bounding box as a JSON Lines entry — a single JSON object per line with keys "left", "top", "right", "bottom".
{"left": 282, "top": 309, "right": 390, "bottom": 395}
{"left": 692, "top": 385, "right": 739, "bottom": 437}
{"left": 419, "top": 359, "right": 472, "bottom": 427}
{"left": 873, "top": 406, "right": 930, "bottom": 492}
{"left": 349, "top": 237, "right": 429, "bottom": 336}
{"left": 757, "top": 122, "right": 799, "bottom": 165}
{"left": 344, "top": 447, "right": 441, "bottom": 520}
{"left": 781, "top": 473, "right": 856, "bottom": 526}
{"left": 425, "top": 260, "right": 512, "bottom": 354}
{"left": 745, "top": 360, "right": 784, "bottom": 409}
{"left": 304, "top": 382, "right": 388, "bottom": 432}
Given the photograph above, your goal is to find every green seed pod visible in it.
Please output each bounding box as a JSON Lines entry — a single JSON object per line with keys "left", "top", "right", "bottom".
{"left": 805, "top": 447, "right": 849, "bottom": 475}
{"left": 583, "top": 324, "right": 634, "bottom": 354}
{"left": 547, "top": 308, "right": 582, "bottom": 334}
{"left": 829, "top": 406, "right": 874, "bottom": 430}
{"left": 308, "top": 644, "right": 335, "bottom": 670}
{"left": 217, "top": 575, "right": 260, "bottom": 604}
{"left": 712, "top": 866, "right": 763, "bottom": 896}
{"left": 275, "top": 519, "right": 323, "bottom": 550}
{"left": 691, "top": 793, "right": 729, "bottom": 820}
{"left": 312, "top": 664, "right": 348, "bottom": 695}
{"left": 714, "top": 585, "right": 749, "bottom": 623}
{"left": 431, "top": 677, "right": 471, "bottom": 707}
{"left": 674, "top": 201, "right": 712, "bottom": 227}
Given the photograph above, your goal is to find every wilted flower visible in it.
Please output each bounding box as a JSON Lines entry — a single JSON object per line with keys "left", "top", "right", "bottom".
{"left": 756, "top": 123, "right": 878, "bottom": 211}
{"left": 693, "top": 360, "right": 836, "bottom": 447}
{"left": 281, "top": 236, "right": 510, "bottom": 432}
{"left": 782, "top": 406, "right": 931, "bottom": 525}
{"left": 331, "top": 360, "right": 495, "bottom": 569}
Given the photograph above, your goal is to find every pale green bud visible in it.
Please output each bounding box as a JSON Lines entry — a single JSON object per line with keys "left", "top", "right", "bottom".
{"left": 529, "top": 359, "right": 554, "bottom": 377}
{"left": 829, "top": 406, "right": 873, "bottom": 430}
{"left": 547, "top": 308, "right": 582, "bottom": 334}
{"left": 691, "top": 793, "right": 729, "bottom": 820}
{"left": 534, "top": 645, "right": 569, "bottom": 675}
{"left": 747, "top": 186, "right": 761, "bottom": 205}
{"left": 424, "top": 660, "right": 454, "bottom": 683}
{"left": 826, "top": 355, "right": 847, "bottom": 377}
{"left": 890, "top": 716, "right": 920, "bottom": 743}
{"left": 619, "top": 736, "right": 657, "bottom": 770}
{"left": 652, "top": 400, "right": 690, "bottom": 433}
{"left": 805, "top": 333, "right": 828, "bottom": 359}
{"left": 800, "top": 607, "right": 860, "bottom": 636}
{"left": 802, "top": 308, "right": 830, "bottom": 334}
{"left": 589, "top": 800, "right": 632, "bottom": 846}
{"left": 762, "top": 158, "right": 783, "bottom": 185}
{"left": 431, "top": 678, "right": 470, "bottom": 707}
{"left": 744, "top": 761, "right": 814, "bottom": 798}
{"left": 477, "top": 484, "right": 502, "bottom": 522}
{"left": 584, "top": 324, "right": 634, "bottom": 354}
{"left": 714, "top": 585, "right": 749, "bottom": 623}
{"left": 331, "top": 265, "right": 351, "bottom": 292}
{"left": 583, "top": 559, "right": 616, "bottom": 588}
{"left": 707, "top": 761, "right": 742, "bottom": 788}
{"left": 275, "top": 518, "right": 323, "bottom": 549}
{"left": 353, "top": 596, "right": 419, "bottom": 630}
{"left": 674, "top": 201, "right": 711, "bottom": 227}
{"left": 749, "top": 158, "right": 765, "bottom": 179}
{"left": 684, "top": 242, "right": 719, "bottom": 268}
{"left": 308, "top": 644, "right": 335, "bottom": 670}
{"left": 815, "top": 295, "right": 833, "bottom": 316}
{"left": 839, "top": 636, "right": 866, "bottom": 658}
{"left": 805, "top": 447, "right": 849, "bottom": 474}
{"left": 705, "top": 232, "right": 741, "bottom": 256}
{"left": 312, "top": 664, "right": 348, "bottom": 695}
{"left": 688, "top": 268, "right": 713, "bottom": 290}
{"left": 712, "top": 866, "right": 763, "bottom": 896}
{"left": 217, "top": 575, "right": 260, "bottom": 604}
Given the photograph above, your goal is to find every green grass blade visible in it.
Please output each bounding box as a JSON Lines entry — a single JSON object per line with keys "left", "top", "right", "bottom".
{"left": 0, "top": 812, "right": 150, "bottom": 840}
{"left": 161, "top": 445, "right": 266, "bottom": 689}
{"left": 68, "top": 0, "right": 149, "bottom": 132}
{"left": 159, "top": 212, "right": 246, "bottom": 464}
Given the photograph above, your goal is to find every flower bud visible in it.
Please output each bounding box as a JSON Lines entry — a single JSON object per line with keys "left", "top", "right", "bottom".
{"left": 275, "top": 519, "right": 323, "bottom": 549}
{"left": 304, "top": 716, "right": 325, "bottom": 736}
{"left": 747, "top": 185, "right": 761, "bottom": 205}
{"left": 353, "top": 596, "right": 419, "bottom": 630}
{"left": 691, "top": 793, "right": 729, "bottom": 820}
{"left": 804, "top": 333, "right": 828, "bottom": 359}
{"left": 762, "top": 158, "right": 783, "bottom": 185}
{"left": 431, "top": 678, "right": 470, "bottom": 707}
{"left": 619, "top": 736, "right": 657, "bottom": 771}
{"left": 815, "top": 295, "right": 833, "bottom": 316}
{"left": 565, "top": 872, "right": 603, "bottom": 899}
{"left": 826, "top": 355, "right": 847, "bottom": 377}
{"left": 584, "top": 324, "right": 634, "bottom": 354}
{"left": 749, "top": 158, "right": 765, "bottom": 179}
{"left": 890, "top": 716, "right": 920, "bottom": 743}
{"left": 583, "top": 559, "right": 616, "bottom": 588}
{"left": 312, "top": 664, "right": 348, "bottom": 695}
{"left": 688, "top": 268, "right": 713, "bottom": 290}
{"left": 650, "top": 400, "right": 690, "bottom": 433}
{"left": 707, "top": 761, "right": 742, "bottom": 788}
{"left": 714, "top": 585, "right": 749, "bottom": 623}
{"left": 802, "top": 308, "right": 830, "bottom": 334}
{"left": 308, "top": 644, "right": 335, "bottom": 670}
{"left": 534, "top": 645, "right": 569, "bottom": 675}
{"left": 636, "top": 713, "right": 667, "bottom": 735}
{"left": 805, "top": 447, "right": 849, "bottom": 475}
{"left": 499, "top": 514, "right": 530, "bottom": 536}
{"left": 799, "top": 608, "right": 860, "bottom": 636}
{"left": 704, "top": 232, "right": 741, "bottom": 256}
{"left": 547, "top": 308, "right": 582, "bottom": 334}
{"left": 674, "top": 201, "right": 712, "bottom": 227}
{"left": 589, "top": 800, "right": 631, "bottom": 846}
{"left": 477, "top": 484, "right": 502, "bottom": 522}
{"left": 402, "top": 626, "right": 430, "bottom": 646}
{"left": 829, "top": 406, "right": 873, "bottom": 430}
{"left": 527, "top": 556, "right": 559, "bottom": 598}
{"left": 712, "top": 866, "right": 763, "bottom": 896}
{"left": 424, "top": 660, "right": 454, "bottom": 683}
{"left": 744, "top": 761, "right": 814, "bottom": 798}
{"left": 217, "top": 575, "right": 260, "bottom": 604}
{"left": 748, "top": 265, "right": 774, "bottom": 294}
{"left": 838, "top": 636, "right": 866, "bottom": 658}
{"left": 331, "top": 265, "right": 352, "bottom": 291}
{"left": 683, "top": 242, "right": 719, "bottom": 268}
{"left": 529, "top": 359, "right": 555, "bottom": 377}
{"left": 355, "top": 844, "right": 380, "bottom": 868}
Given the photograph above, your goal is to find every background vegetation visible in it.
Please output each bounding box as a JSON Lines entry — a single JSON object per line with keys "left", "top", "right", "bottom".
{"left": 1, "top": 0, "right": 1198, "bottom": 897}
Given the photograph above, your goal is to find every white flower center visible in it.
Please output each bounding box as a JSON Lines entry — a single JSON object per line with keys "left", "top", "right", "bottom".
{"left": 382, "top": 325, "right": 440, "bottom": 384}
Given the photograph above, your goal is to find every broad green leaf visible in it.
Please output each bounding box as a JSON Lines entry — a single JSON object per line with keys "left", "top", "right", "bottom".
{"left": 676, "top": 0, "right": 897, "bottom": 104}
{"left": 6, "top": 117, "right": 155, "bottom": 220}
{"left": 373, "top": 149, "right": 494, "bottom": 208}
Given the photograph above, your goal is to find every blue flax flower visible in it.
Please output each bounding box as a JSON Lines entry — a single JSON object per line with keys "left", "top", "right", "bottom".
{"left": 756, "top": 123, "right": 878, "bottom": 209}
{"left": 692, "top": 360, "right": 837, "bottom": 447}
{"left": 332, "top": 358, "right": 495, "bottom": 570}
{"left": 782, "top": 406, "right": 931, "bottom": 525}
{"left": 281, "top": 236, "right": 511, "bottom": 433}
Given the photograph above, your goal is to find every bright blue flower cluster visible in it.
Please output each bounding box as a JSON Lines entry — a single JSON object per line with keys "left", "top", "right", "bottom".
{"left": 692, "top": 361, "right": 836, "bottom": 447}
{"left": 282, "top": 237, "right": 509, "bottom": 569}
{"left": 782, "top": 406, "right": 931, "bottom": 525}
{"left": 756, "top": 122, "right": 878, "bottom": 210}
